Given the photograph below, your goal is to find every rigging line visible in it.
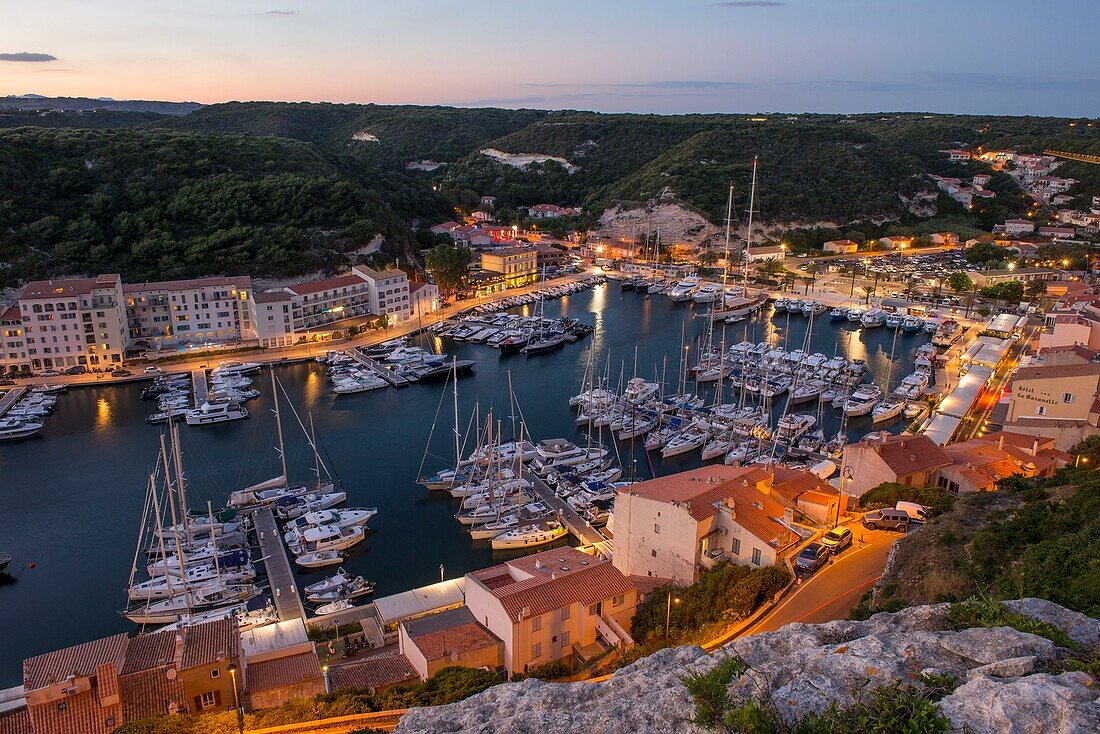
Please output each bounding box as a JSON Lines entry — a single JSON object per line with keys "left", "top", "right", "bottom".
{"left": 276, "top": 375, "right": 332, "bottom": 482}
{"left": 417, "top": 366, "right": 452, "bottom": 479}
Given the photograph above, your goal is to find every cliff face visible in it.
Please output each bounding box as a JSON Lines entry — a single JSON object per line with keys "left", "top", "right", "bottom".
{"left": 395, "top": 599, "right": 1100, "bottom": 733}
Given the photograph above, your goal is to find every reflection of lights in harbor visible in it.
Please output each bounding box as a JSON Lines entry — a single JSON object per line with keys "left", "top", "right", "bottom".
{"left": 95, "top": 397, "right": 111, "bottom": 428}
{"left": 303, "top": 369, "right": 321, "bottom": 407}
{"left": 590, "top": 282, "right": 606, "bottom": 315}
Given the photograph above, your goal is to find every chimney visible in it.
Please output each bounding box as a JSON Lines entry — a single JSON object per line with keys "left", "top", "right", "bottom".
{"left": 1031, "top": 438, "right": 1039, "bottom": 456}
{"left": 534, "top": 559, "right": 542, "bottom": 569}
{"left": 998, "top": 434, "right": 1005, "bottom": 451}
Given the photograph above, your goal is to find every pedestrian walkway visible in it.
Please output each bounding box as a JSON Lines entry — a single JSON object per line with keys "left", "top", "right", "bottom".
{"left": 523, "top": 469, "right": 607, "bottom": 547}
{"left": 254, "top": 507, "right": 305, "bottom": 623}
{"left": 191, "top": 369, "right": 208, "bottom": 405}
{"left": 0, "top": 386, "right": 27, "bottom": 418}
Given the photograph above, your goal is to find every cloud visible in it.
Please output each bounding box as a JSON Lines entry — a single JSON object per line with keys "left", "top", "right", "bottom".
{"left": 526, "top": 80, "right": 751, "bottom": 91}
{"left": 712, "top": 2, "right": 786, "bottom": 7}
{"left": 0, "top": 52, "right": 57, "bottom": 62}
{"left": 265, "top": 10, "right": 295, "bottom": 15}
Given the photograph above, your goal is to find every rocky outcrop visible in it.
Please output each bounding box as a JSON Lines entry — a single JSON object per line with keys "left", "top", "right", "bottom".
{"left": 394, "top": 600, "right": 1100, "bottom": 733}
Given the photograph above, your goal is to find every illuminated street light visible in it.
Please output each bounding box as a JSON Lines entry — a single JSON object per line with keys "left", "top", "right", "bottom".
{"left": 665, "top": 593, "right": 682, "bottom": 641}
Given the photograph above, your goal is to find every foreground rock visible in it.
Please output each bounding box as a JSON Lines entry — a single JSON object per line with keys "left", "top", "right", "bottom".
{"left": 394, "top": 600, "right": 1100, "bottom": 733}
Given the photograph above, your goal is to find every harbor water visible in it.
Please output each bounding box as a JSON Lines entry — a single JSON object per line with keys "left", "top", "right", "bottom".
{"left": 0, "top": 283, "right": 930, "bottom": 685}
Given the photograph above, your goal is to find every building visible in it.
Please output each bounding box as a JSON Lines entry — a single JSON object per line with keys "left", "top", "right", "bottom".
{"left": 611, "top": 466, "right": 803, "bottom": 585}
{"left": 479, "top": 246, "right": 538, "bottom": 290}
{"left": 124, "top": 276, "right": 256, "bottom": 351}
{"left": 408, "top": 281, "right": 440, "bottom": 321}
{"left": 931, "top": 232, "right": 960, "bottom": 246}
{"left": 822, "top": 239, "right": 859, "bottom": 255}
{"left": 745, "top": 245, "right": 785, "bottom": 263}
{"left": 969, "top": 268, "right": 1064, "bottom": 288}
{"left": 937, "top": 432, "right": 1066, "bottom": 494}
{"left": 21, "top": 619, "right": 240, "bottom": 734}
{"left": 1039, "top": 300, "right": 1100, "bottom": 352}
{"left": 1002, "top": 219, "right": 1036, "bottom": 235}
{"left": 398, "top": 607, "right": 504, "bottom": 681}
{"left": 328, "top": 655, "right": 419, "bottom": 694}
{"left": 940, "top": 149, "right": 972, "bottom": 162}
{"left": 526, "top": 204, "right": 580, "bottom": 219}
{"left": 535, "top": 244, "right": 568, "bottom": 269}
{"left": 1, "top": 306, "right": 28, "bottom": 374}
{"left": 14, "top": 275, "right": 128, "bottom": 374}
{"left": 464, "top": 547, "right": 637, "bottom": 677}
{"left": 1004, "top": 362, "right": 1100, "bottom": 449}
{"left": 841, "top": 434, "right": 953, "bottom": 498}
{"left": 253, "top": 291, "right": 296, "bottom": 348}
{"left": 240, "top": 620, "right": 325, "bottom": 711}
{"left": 877, "top": 236, "right": 911, "bottom": 250}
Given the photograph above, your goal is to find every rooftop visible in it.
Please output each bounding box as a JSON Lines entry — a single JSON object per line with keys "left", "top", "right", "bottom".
{"left": 329, "top": 654, "right": 419, "bottom": 692}
{"left": 1014, "top": 362, "right": 1100, "bottom": 382}
{"left": 468, "top": 547, "right": 635, "bottom": 623}
{"left": 615, "top": 465, "right": 770, "bottom": 521}
{"left": 123, "top": 275, "right": 251, "bottom": 294}
{"left": 241, "top": 619, "right": 310, "bottom": 659}
{"left": 23, "top": 633, "right": 128, "bottom": 690}
{"left": 19, "top": 275, "right": 120, "bottom": 301}
{"left": 245, "top": 652, "right": 322, "bottom": 694}
{"left": 285, "top": 273, "right": 367, "bottom": 297}
{"left": 850, "top": 434, "right": 952, "bottom": 475}
{"left": 402, "top": 607, "right": 501, "bottom": 661}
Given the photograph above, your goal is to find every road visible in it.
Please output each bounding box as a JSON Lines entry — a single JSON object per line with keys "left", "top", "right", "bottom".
{"left": 734, "top": 527, "right": 896, "bottom": 638}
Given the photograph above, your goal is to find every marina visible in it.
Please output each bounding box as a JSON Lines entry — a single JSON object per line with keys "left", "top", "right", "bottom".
{"left": 0, "top": 280, "right": 933, "bottom": 685}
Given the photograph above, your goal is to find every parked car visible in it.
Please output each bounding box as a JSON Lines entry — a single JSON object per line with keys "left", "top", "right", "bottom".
{"left": 111, "top": 369, "right": 133, "bottom": 378}
{"left": 895, "top": 502, "right": 928, "bottom": 523}
{"left": 0, "top": 378, "right": 14, "bottom": 386}
{"left": 65, "top": 365, "right": 87, "bottom": 375}
{"left": 795, "top": 543, "right": 831, "bottom": 573}
{"left": 862, "top": 509, "right": 910, "bottom": 532}
{"left": 819, "top": 526, "right": 853, "bottom": 552}
{"left": 39, "top": 369, "right": 61, "bottom": 377}
{"left": 143, "top": 366, "right": 162, "bottom": 374}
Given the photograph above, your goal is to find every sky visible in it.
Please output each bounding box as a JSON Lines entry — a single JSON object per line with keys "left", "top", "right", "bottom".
{"left": 2, "top": 0, "right": 1098, "bottom": 116}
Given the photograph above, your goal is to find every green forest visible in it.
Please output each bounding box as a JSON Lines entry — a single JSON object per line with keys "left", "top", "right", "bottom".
{"left": 0, "top": 102, "right": 1096, "bottom": 285}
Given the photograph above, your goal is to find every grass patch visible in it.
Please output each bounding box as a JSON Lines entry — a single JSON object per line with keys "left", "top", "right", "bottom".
{"left": 948, "top": 598, "right": 1078, "bottom": 650}
{"left": 793, "top": 683, "right": 950, "bottom": 734}
{"left": 681, "top": 655, "right": 749, "bottom": 729}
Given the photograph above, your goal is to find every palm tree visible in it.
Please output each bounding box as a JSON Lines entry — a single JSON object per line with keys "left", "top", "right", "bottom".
{"left": 803, "top": 262, "right": 821, "bottom": 292}
{"left": 904, "top": 276, "right": 919, "bottom": 303}
{"left": 783, "top": 273, "right": 797, "bottom": 292}
{"left": 860, "top": 285, "right": 876, "bottom": 305}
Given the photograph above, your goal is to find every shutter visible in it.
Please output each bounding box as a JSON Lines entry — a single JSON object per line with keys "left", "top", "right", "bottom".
{"left": 214, "top": 689, "right": 222, "bottom": 707}
{"left": 194, "top": 695, "right": 202, "bottom": 712}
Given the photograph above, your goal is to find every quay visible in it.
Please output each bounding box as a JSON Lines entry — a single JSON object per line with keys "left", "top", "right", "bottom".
{"left": 349, "top": 350, "right": 410, "bottom": 387}
{"left": 0, "top": 387, "right": 27, "bottom": 418}
{"left": 191, "top": 368, "right": 208, "bottom": 405}
{"left": 522, "top": 468, "right": 609, "bottom": 548}
{"left": 254, "top": 507, "right": 306, "bottom": 623}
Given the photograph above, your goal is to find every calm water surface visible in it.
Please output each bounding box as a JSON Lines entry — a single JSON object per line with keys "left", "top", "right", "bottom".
{"left": 0, "top": 284, "right": 927, "bottom": 684}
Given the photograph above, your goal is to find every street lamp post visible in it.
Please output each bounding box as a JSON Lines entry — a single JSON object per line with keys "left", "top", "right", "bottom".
{"left": 227, "top": 663, "right": 244, "bottom": 734}
{"left": 665, "top": 592, "right": 681, "bottom": 642}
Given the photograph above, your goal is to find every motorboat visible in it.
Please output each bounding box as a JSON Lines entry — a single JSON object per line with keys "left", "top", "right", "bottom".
{"left": 294, "top": 550, "right": 344, "bottom": 569}
{"left": 661, "top": 428, "right": 709, "bottom": 458}
{"left": 210, "top": 360, "right": 262, "bottom": 377}
{"left": 304, "top": 568, "right": 355, "bottom": 597}
{"left": 185, "top": 398, "right": 248, "bottom": 426}
{"left": 522, "top": 332, "right": 566, "bottom": 355}
{"left": 490, "top": 520, "right": 567, "bottom": 550}
{"left": 692, "top": 283, "right": 724, "bottom": 304}
{"left": 774, "top": 413, "right": 816, "bottom": 443}
{"left": 667, "top": 276, "right": 702, "bottom": 302}
{"left": 306, "top": 577, "right": 375, "bottom": 603}
{"left": 0, "top": 419, "right": 44, "bottom": 440}
{"left": 830, "top": 306, "right": 849, "bottom": 321}
{"left": 860, "top": 310, "right": 886, "bottom": 328}
{"left": 885, "top": 313, "right": 904, "bottom": 329}
{"left": 314, "top": 599, "right": 355, "bottom": 616}
{"left": 846, "top": 308, "right": 864, "bottom": 322}
{"left": 901, "top": 316, "right": 924, "bottom": 333}
{"left": 287, "top": 525, "right": 365, "bottom": 556}
{"left": 871, "top": 398, "right": 906, "bottom": 424}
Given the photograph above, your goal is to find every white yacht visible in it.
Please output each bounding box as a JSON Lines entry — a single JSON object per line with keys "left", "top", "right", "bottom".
{"left": 661, "top": 427, "right": 709, "bottom": 458}
{"left": 210, "top": 360, "right": 262, "bottom": 377}
{"left": 775, "top": 413, "right": 816, "bottom": 443}
{"left": 0, "top": 418, "right": 44, "bottom": 440}
{"left": 667, "top": 276, "right": 702, "bottom": 302}
{"left": 185, "top": 398, "right": 249, "bottom": 426}
{"left": 692, "top": 283, "right": 724, "bottom": 304}
{"left": 287, "top": 524, "right": 365, "bottom": 556}
{"left": 490, "top": 520, "right": 567, "bottom": 550}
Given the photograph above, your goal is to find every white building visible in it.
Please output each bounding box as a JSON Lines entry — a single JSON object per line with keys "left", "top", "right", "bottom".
{"left": 124, "top": 276, "right": 257, "bottom": 351}
{"left": 745, "top": 245, "right": 786, "bottom": 263}
{"left": 12, "top": 275, "right": 129, "bottom": 373}
{"left": 408, "top": 281, "right": 440, "bottom": 322}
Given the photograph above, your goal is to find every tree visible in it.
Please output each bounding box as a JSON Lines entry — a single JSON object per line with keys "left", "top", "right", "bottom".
{"left": 1026, "top": 279, "right": 1047, "bottom": 299}
{"left": 698, "top": 250, "right": 720, "bottom": 267}
{"left": 860, "top": 285, "right": 876, "bottom": 304}
{"left": 803, "top": 262, "right": 821, "bottom": 292}
{"left": 964, "top": 242, "right": 1005, "bottom": 266}
{"left": 1069, "top": 436, "right": 1100, "bottom": 467}
{"left": 947, "top": 272, "right": 974, "bottom": 296}
{"left": 425, "top": 243, "right": 472, "bottom": 297}
{"left": 761, "top": 259, "right": 785, "bottom": 278}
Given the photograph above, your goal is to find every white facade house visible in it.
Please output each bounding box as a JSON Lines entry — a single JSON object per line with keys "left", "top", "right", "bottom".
{"left": 124, "top": 276, "right": 257, "bottom": 350}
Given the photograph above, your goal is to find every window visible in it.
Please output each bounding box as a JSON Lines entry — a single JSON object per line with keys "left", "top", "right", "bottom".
{"left": 210, "top": 668, "right": 221, "bottom": 679}
{"left": 1036, "top": 406, "right": 1047, "bottom": 416}
{"left": 532, "top": 616, "right": 542, "bottom": 632}
{"left": 613, "top": 594, "right": 624, "bottom": 607}
{"left": 561, "top": 606, "right": 570, "bottom": 621}
{"left": 731, "top": 538, "right": 741, "bottom": 555}
{"left": 561, "top": 631, "right": 571, "bottom": 647}
{"left": 199, "top": 690, "right": 222, "bottom": 710}
{"left": 57, "top": 702, "right": 67, "bottom": 712}
{"left": 1063, "top": 393, "right": 1076, "bottom": 404}
{"left": 532, "top": 642, "right": 542, "bottom": 659}
{"left": 651, "top": 549, "right": 658, "bottom": 558}
{"left": 751, "top": 548, "right": 762, "bottom": 565}
{"left": 653, "top": 523, "right": 661, "bottom": 534}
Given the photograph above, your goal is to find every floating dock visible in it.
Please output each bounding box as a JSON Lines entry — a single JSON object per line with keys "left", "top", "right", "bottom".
{"left": 349, "top": 351, "right": 409, "bottom": 387}
{"left": 254, "top": 507, "right": 305, "bottom": 623}
{"left": 523, "top": 469, "right": 608, "bottom": 547}
{"left": 191, "top": 369, "right": 209, "bottom": 405}
{"left": 0, "top": 387, "right": 28, "bottom": 418}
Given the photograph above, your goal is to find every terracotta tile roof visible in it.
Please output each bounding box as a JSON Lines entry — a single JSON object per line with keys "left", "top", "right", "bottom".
{"left": 770, "top": 466, "right": 837, "bottom": 504}
{"left": 23, "top": 633, "right": 128, "bottom": 691}
{"left": 403, "top": 608, "right": 501, "bottom": 661}
{"left": 483, "top": 245, "right": 537, "bottom": 257}
{"left": 120, "top": 630, "right": 176, "bottom": 675}
{"left": 469, "top": 547, "right": 636, "bottom": 623}
{"left": 614, "top": 465, "right": 769, "bottom": 521}
{"left": 628, "top": 575, "right": 672, "bottom": 599}
{"left": 0, "top": 306, "right": 20, "bottom": 322}
{"left": 255, "top": 290, "right": 293, "bottom": 303}
{"left": 717, "top": 483, "right": 794, "bottom": 549}
{"left": 328, "top": 655, "right": 418, "bottom": 692}
{"left": 852, "top": 434, "right": 952, "bottom": 476}
{"left": 285, "top": 274, "right": 367, "bottom": 297}
{"left": 245, "top": 652, "right": 322, "bottom": 694}
{"left": 355, "top": 266, "right": 406, "bottom": 281}
{"left": 798, "top": 489, "right": 840, "bottom": 507}
{"left": 0, "top": 706, "right": 32, "bottom": 734}
{"left": 19, "top": 275, "right": 120, "bottom": 300}
{"left": 1014, "top": 363, "right": 1100, "bottom": 381}
{"left": 181, "top": 617, "right": 238, "bottom": 670}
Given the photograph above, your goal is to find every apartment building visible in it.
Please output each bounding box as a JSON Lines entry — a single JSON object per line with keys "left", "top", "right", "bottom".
{"left": 1, "top": 306, "right": 28, "bottom": 374}
{"left": 124, "top": 276, "right": 256, "bottom": 350}
{"left": 12, "top": 275, "right": 128, "bottom": 373}
{"left": 611, "top": 466, "right": 802, "bottom": 586}
{"left": 464, "top": 547, "right": 637, "bottom": 677}
{"left": 398, "top": 607, "right": 504, "bottom": 681}
{"left": 480, "top": 246, "right": 538, "bottom": 289}
{"left": 1004, "top": 362, "right": 1100, "bottom": 449}
{"left": 938, "top": 432, "right": 1066, "bottom": 493}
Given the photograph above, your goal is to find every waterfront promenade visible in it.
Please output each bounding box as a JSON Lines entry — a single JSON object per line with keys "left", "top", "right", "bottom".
{"left": 255, "top": 507, "right": 306, "bottom": 624}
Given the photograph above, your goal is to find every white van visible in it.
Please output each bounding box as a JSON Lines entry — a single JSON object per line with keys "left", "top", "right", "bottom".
{"left": 895, "top": 501, "right": 928, "bottom": 523}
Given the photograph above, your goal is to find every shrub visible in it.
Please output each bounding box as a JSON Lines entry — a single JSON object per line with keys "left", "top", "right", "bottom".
{"left": 793, "top": 683, "right": 950, "bottom": 734}
{"left": 948, "top": 598, "right": 1077, "bottom": 650}
{"left": 514, "top": 660, "right": 570, "bottom": 681}
{"left": 857, "top": 483, "right": 956, "bottom": 516}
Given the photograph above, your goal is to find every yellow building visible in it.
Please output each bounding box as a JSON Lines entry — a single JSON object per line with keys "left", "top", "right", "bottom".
{"left": 480, "top": 246, "right": 538, "bottom": 289}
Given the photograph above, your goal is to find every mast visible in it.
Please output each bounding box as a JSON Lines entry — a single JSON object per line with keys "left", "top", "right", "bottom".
{"left": 722, "top": 182, "right": 734, "bottom": 287}
{"left": 170, "top": 422, "right": 191, "bottom": 543}
{"left": 271, "top": 367, "right": 288, "bottom": 486}
{"left": 207, "top": 501, "right": 222, "bottom": 582}
{"left": 743, "top": 156, "right": 758, "bottom": 285}
{"left": 309, "top": 413, "right": 322, "bottom": 488}
{"left": 452, "top": 358, "right": 461, "bottom": 468}
{"left": 159, "top": 433, "right": 190, "bottom": 600}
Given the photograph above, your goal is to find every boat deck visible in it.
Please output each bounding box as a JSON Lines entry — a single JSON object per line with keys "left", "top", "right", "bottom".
{"left": 522, "top": 469, "right": 608, "bottom": 547}
{"left": 254, "top": 507, "right": 305, "bottom": 623}
{"left": 349, "top": 351, "right": 409, "bottom": 387}
{"left": 192, "top": 369, "right": 208, "bottom": 405}
{"left": 0, "top": 387, "right": 28, "bottom": 418}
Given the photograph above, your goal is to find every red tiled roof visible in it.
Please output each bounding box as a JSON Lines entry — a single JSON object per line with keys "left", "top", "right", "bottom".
{"left": 245, "top": 652, "right": 322, "bottom": 693}
{"left": 122, "top": 276, "right": 251, "bottom": 294}
{"left": 0, "top": 306, "right": 20, "bottom": 322}
{"left": 19, "top": 275, "right": 120, "bottom": 300}
{"left": 404, "top": 608, "right": 500, "bottom": 661}
{"left": 1014, "top": 363, "right": 1100, "bottom": 381}
{"left": 181, "top": 617, "right": 238, "bottom": 670}
{"left": 469, "top": 547, "right": 636, "bottom": 623}
{"left": 255, "top": 290, "right": 292, "bottom": 304}
{"left": 285, "top": 274, "right": 367, "bottom": 297}
{"left": 0, "top": 706, "right": 32, "bottom": 734}
{"left": 328, "top": 655, "right": 418, "bottom": 692}
{"left": 770, "top": 466, "right": 837, "bottom": 504}
{"left": 614, "top": 465, "right": 768, "bottom": 517}
{"left": 23, "top": 633, "right": 128, "bottom": 690}
{"left": 852, "top": 434, "right": 952, "bottom": 476}
{"left": 120, "top": 630, "right": 176, "bottom": 675}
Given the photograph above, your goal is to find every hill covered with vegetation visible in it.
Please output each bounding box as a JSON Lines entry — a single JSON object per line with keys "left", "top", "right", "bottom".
{"left": 0, "top": 103, "right": 1096, "bottom": 284}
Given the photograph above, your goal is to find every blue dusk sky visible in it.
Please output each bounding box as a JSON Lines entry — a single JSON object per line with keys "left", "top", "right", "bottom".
{"left": 2, "top": 0, "right": 1097, "bottom": 115}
